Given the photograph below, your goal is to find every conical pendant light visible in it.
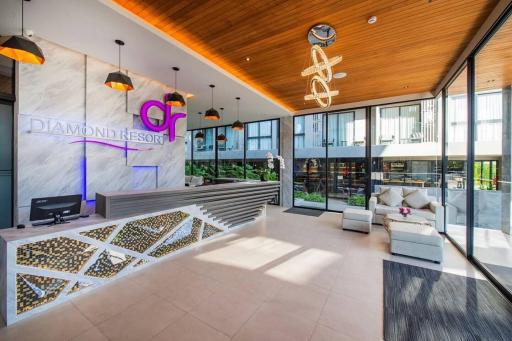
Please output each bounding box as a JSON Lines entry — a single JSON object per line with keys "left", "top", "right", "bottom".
{"left": 194, "top": 112, "right": 205, "bottom": 141}
{"left": 164, "top": 67, "right": 185, "bottom": 107}
{"left": 105, "top": 39, "right": 134, "bottom": 91}
{"left": 0, "top": 0, "right": 45, "bottom": 64}
{"left": 232, "top": 97, "right": 244, "bottom": 131}
{"left": 216, "top": 108, "right": 227, "bottom": 144}
{"left": 204, "top": 84, "right": 220, "bottom": 121}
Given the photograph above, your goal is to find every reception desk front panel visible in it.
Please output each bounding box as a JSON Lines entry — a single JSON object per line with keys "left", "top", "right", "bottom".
{"left": 0, "top": 205, "right": 230, "bottom": 325}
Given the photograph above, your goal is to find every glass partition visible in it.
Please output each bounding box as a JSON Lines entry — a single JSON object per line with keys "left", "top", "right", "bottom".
{"left": 192, "top": 127, "right": 216, "bottom": 184}
{"left": 293, "top": 114, "right": 326, "bottom": 209}
{"left": 473, "top": 13, "right": 512, "bottom": 292}
{"left": 185, "top": 131, "right": 192, "bottom": 176}
{"left": 217, "top": 125, "right": 244, "bottom": 179}
{"left": 445, "top": 67, "right": 468, "bottom": 252}
{"left": 246, "top": 119, "right": 280, "bottom": 181}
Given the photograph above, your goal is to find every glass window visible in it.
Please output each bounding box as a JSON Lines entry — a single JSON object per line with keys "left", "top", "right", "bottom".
{"left": 192, "top": 128, "right": 216, "bottom": 184}
{"left": 445, "top": 67, "right": 468, "bottom": 252}
{"left": 185, "top": 131, "right": 192, "bottom": 176}
{"left": 0, "top": 57, "right": 13, "bottom": 96}
{"left": 217, "top": 125, "right": 244, "bottom": 179}
{"left": 473, "top": 13, "right": 512, "bottom": 292}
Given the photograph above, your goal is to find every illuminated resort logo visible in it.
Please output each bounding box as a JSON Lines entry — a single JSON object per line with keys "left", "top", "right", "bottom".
{"left": 140, "top": 99, "right": 186, "bottom": 142}
{"left": 28, "top": 99, "right": 187, "bottom": 152}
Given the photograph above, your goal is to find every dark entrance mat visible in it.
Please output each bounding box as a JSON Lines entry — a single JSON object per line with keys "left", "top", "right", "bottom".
{"left": 384, "top": 260, "right": 512, "bottom": 341}
{"left": 283, "top": 207, "right": 324, "bottom": 217}
{"left": 483, "top": 262, "right": 512, "bottom": 292}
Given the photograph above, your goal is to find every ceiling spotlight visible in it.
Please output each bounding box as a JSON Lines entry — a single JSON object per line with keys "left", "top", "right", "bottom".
{"left": 368, "top": 16, "right": 377, "bottom": 24}
{"left": 333, "top": 72, "right": 347, "bottom": 79}
{"left": 245, "top": 56, "right": 251, "bottom": 61}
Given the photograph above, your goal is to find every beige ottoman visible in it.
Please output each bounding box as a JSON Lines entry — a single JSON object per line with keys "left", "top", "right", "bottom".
{"left": 388, "top": 221, "right": 443, "bottom": 263}
{"left": 342, "top": 208, "right": 373, "bottom": 233}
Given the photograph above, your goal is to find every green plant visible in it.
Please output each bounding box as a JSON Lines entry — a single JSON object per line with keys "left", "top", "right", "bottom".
{"left": 347, "top": 194, "right": 366, "bottom": 207}
{"left": 304, "top": 193, "right": 326, "bottom": 202}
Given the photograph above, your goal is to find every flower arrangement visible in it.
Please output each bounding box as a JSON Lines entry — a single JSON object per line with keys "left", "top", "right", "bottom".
{"left": 260, "top": 152, "right": 285, "bottom": 181}
{"left": 399, "top": 207, "right": 411, "bottom": 218}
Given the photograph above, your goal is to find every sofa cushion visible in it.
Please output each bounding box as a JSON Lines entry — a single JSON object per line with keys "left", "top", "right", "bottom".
{"left": 403, "top": 190, "right": 430, "bottom": 209}
{"left": 389, "top": 222, "right": 442, "bottom": 247}
{"left": 375, "top": 204, "right": 399, "bottom": 216}
{"left": 378, "top": 189, "right": 403, "bottom": 207}
{"left": 410, "top": 208, "right": 435, "bottom": 221}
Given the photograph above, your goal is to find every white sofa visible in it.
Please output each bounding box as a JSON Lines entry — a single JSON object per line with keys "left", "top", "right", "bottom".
{"left": 185, "top": 175, "right": 204, "bottom": 187}
{"left": 369, "top": 186, "right": 444, "bottom": 231}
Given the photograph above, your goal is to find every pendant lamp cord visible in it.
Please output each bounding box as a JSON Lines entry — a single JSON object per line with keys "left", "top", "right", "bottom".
{"left": 237, "top": 98, "right": 240, "bottom": 120}
{"left": 118, "top": 44, "right": 121, "bottom": 71}
{"left": 21, "top": 0, "right": 24, "bottom": 36}
{"left": 174, "top": 69, "right": 178, "bottom": 90}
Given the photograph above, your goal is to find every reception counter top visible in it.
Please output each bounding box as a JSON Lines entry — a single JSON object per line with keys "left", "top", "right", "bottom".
{"left": 0, "top": 181, "right": 279, "bottom": 325}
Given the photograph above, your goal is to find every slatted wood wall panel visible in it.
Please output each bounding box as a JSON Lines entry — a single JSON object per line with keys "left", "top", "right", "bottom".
{"left": 114, "top": 0, "right": 499, "bottom": 111}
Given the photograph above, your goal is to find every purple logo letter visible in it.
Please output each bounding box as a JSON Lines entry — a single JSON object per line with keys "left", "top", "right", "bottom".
{"left": 140, "top": 100, "right": 186, "bottom": 142}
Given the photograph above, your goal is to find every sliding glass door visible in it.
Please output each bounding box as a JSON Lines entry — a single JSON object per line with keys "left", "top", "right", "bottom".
{"left": 445, "top": 67, "right": 469, "bottom": 253}
{"left": 293, "top": 109, "right": 368, "bottom": 212}
{"left": 472, "top": 12, "right": 512, "bottom": 292}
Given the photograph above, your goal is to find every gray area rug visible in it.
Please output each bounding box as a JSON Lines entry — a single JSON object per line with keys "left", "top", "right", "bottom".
{"left": 283, "top": 207, "right": 323, "bottom": 217}
{"left": 483, "top": 262, "right": 512, "bottom": 292}
{"left": 384, "top": 260, "right": 512, "bottom": 341}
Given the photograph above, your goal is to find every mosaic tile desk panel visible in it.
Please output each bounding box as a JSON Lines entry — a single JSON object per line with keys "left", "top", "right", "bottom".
{"left": 2, "top": 206, "right": 226, "bottom": 325}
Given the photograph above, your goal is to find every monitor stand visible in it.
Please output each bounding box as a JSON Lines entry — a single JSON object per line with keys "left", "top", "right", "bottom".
{"left": 48, "top": 213, "right": 69, "bottom": 226}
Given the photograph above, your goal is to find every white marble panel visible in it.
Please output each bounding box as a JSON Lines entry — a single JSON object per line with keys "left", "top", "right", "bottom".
{"left": 158, "top": 137, "right": 185, "bottom": 188}
{"left": 85, "top": 56, "right": 131, "bottom": 200}
{"left": 127, "top": 72, "right": 172, "bottom": 119}
{"left": 131, "top": 166, "right": 157, "bottom": 190}
{"left": 17, "top": 39, "right": 85, "bottom": 222}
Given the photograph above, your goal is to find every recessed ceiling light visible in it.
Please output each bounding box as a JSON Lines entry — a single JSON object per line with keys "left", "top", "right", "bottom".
{"left": 368, "top": 16, "right": 377, "bottom": 24}
{"left": 402, "top": 85, "right": 409, "bottom": 89}
{"left": 333, "top": 72, "right": 347, "bottom": 79}
{"left": 245, "top": 56, "right": 251, "bottom": 61}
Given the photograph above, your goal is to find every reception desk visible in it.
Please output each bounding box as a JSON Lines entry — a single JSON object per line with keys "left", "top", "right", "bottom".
{"left": 0, "top": 181, "right": 279, "bottom": 325}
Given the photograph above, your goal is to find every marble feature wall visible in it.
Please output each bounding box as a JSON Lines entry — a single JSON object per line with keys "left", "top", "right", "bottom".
{"left": 17, "top": 38, "right": 186, "bottom": 223}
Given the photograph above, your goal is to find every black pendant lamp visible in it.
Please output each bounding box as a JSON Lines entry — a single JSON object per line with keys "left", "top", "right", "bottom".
{"left": 0, "top": 0, "right": 45, "bottom": 64}
{"left": 194, "top": 112, "right": 205, "bottom": 141}
{"left": 232, "top": 97, "right": 244, "bottom": 131}
{"left": 204, "top": 84, "right": 220, "bottom": 121}
{"left": 105, "top": 39, "right": 134, "bottom": 91}
{"left": 164, "top": 67, "right": 185, "bottom": 107}
{"left": 216, "top": 108, "right": 227, "bottom": 144}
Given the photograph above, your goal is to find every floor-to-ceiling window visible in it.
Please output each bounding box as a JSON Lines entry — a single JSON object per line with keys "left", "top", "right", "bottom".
{"left": 293, "top": 109, "right": 369, "bottom": 211}
{"left": 245, "top": 119, "right": 280, "bottom": 181}
{"left": 370, "top": 99, "right": 442, "bottom": 216}
{"left": 472, "top": 12, "right": 512, "bottom": 292}
{"left": 0, "top": 56, "right": 14, "bottom": 228}
{"left": 293, "top": 114, "right": 326, "bottom": 209}
{"left": 217, "top": 125, "right": 244, "bottom": 178}
{"left": 192, "top": 127, "right": 216, "bottom": 184}
{"left": 327, "top": 109, "right": 367, "bottom": 210}
{"left": 445, "top": 67, "right": 469, "bottom": 252}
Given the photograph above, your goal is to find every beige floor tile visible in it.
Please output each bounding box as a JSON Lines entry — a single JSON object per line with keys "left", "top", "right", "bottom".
{"left": 310, "top": 324, "right": 357, "bottom": 341}
{"left": 190, "top": 285, "right": 261, "bottom": 336}
{"left": 319, "top": 292, "right": 382, "bottom": 340}
{"left": 155, "top": 267, "right": 222, "bottom": 312}
{"left": 265, "top": 283, "right": 329, "bottom": 322}
{"left": 72, "top": 278, "right": 151, "bottom": 325}
{"left": 97, "top": 294, "right": 185, "bottom": 341}
{"left": 71, "top": 326, "right": 109, "bottom": 341}
{"left": 0, "top": 302, "right": 92, "bottom": 341}
{"left": 233, "top": 303, "right": 317, "bottom": 341}
{"left": 151, "top": 313, "right": 229, "bottom": 341}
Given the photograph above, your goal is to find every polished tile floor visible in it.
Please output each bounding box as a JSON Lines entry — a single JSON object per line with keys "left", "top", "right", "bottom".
{"left": 0, "top": 206, "right": 485, "bottom": 341}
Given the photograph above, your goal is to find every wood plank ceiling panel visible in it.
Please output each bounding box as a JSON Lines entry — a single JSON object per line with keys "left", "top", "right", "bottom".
{"left": 114, "top": 0, "right": 499, "bottom": 112}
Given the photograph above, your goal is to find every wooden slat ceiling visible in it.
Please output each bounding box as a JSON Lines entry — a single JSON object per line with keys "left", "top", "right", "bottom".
{"left": 114, "top": 0, "right": 499, "bottom": 112}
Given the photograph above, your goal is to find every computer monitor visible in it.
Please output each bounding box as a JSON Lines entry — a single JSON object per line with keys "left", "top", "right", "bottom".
{"left": 30, "top": 194, "right": 82, "bottom": 226}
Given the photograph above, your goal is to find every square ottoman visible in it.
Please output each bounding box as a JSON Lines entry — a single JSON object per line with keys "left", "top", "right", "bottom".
{"left": 388, "top": 221, "right": 443, "bottom": 263}
{"left": 342, "top": 208, "right": 373, "bottom": 233}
